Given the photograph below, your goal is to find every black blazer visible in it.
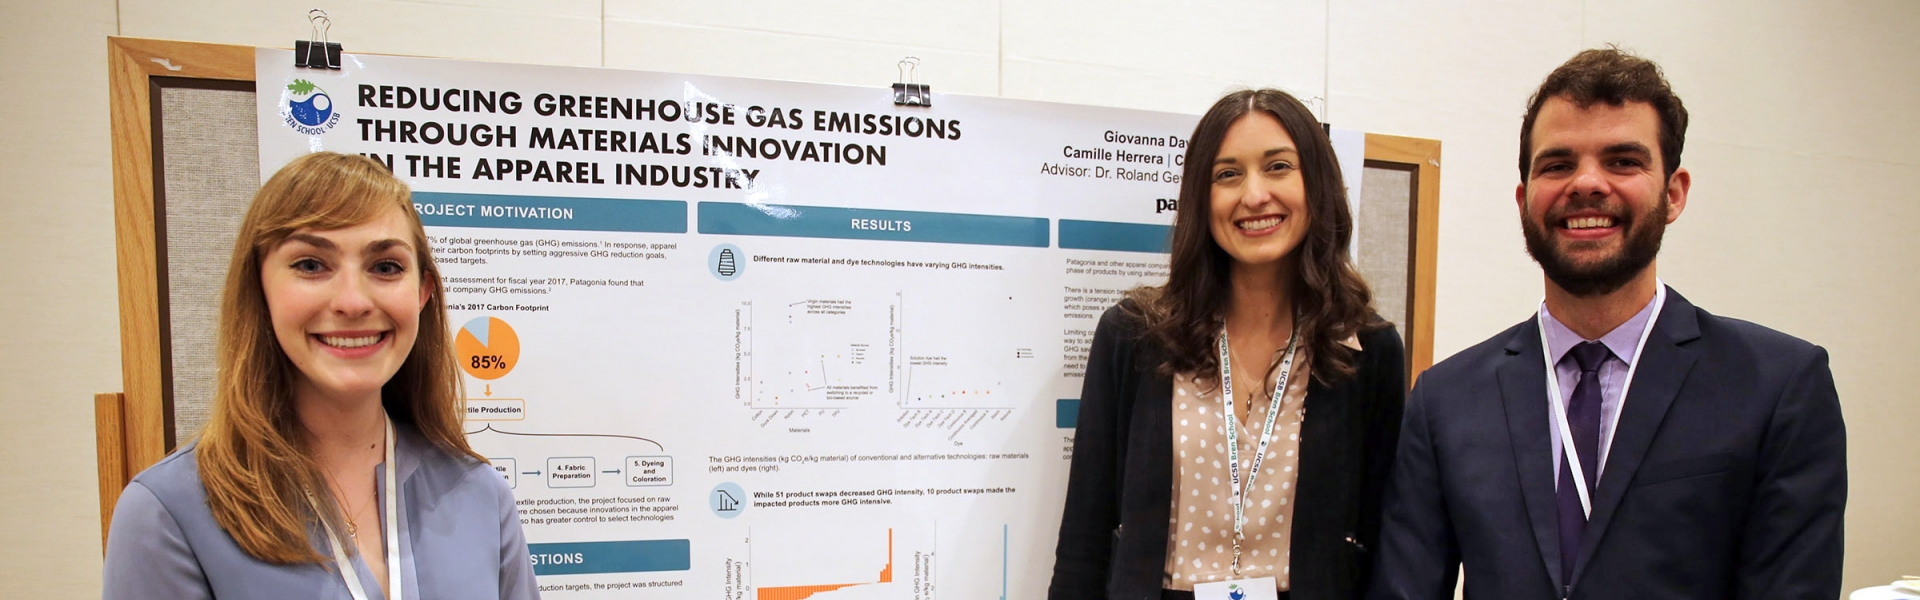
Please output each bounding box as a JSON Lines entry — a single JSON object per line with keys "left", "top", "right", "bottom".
{"left": 1369, "top": 288, "right": 1846, "bottom": 600}
{"left": 1050, "top": 303, "right": 1408, "bottom": 600}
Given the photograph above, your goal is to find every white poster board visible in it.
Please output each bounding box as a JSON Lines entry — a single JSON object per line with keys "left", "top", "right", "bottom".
{"left": 257, "top": 49, "right": 1358, "bottom": 598}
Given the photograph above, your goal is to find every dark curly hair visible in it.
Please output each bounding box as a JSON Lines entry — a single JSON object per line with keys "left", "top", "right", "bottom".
{"left": 1125, "top": 89, "right": 1379, "bottom": 385}
{"left": 1520, "top": 45, "right": 1689, "bottom": 180}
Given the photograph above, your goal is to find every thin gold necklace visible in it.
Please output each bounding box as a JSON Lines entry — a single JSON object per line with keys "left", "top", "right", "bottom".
{"left": 1231, "top": 332, "right": 1295, "bottom": 415}
{"left": 1227, "top": 344, "right": 1264, "bottom": 416}
{"left": 316, "top": 440, "right": 379, "bottom": 538}
{"left": 317, "top": 463, "right": 369, "bottom": 538}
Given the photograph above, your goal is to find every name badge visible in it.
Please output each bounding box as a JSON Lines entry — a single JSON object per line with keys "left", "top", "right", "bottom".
{"left": 1194, "top": 577, "right": 1279, "bottom": 600}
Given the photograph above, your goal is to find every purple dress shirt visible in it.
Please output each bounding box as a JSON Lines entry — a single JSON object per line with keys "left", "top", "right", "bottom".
{"left": 1541, "top": 293, "right": 1658, "bottom": 488}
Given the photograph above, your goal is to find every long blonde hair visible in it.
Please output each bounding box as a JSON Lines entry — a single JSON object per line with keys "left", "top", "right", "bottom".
{"left": 197, "top": 152, "right": 482, "bottom": 564}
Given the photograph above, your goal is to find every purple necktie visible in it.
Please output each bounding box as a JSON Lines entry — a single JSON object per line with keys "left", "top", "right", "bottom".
{"left": 1557, "top": 341, "right": 1611, "bottom": 588}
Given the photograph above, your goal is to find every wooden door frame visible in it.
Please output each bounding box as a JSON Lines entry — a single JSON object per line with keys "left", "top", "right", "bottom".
{"left": 101, "top": 36, "right": 255, "bottom": 549}
{"left": 1363, "top": 133, "right": 1442, "bottom": 385}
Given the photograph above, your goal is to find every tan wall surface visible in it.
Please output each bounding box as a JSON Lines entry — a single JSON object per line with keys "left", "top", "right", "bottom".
{"left": 4, "top": 1, "right": 1914, "bottom": 596}
{"left": 1, "top": 2, "right": 122, "bottom": 599}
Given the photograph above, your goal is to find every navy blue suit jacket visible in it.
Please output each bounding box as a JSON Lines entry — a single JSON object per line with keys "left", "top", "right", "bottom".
{"left": 1369, "top": 288, "right": 1845, "bottom": 600}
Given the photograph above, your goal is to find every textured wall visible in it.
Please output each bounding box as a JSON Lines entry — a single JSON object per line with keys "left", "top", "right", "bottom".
{"left": 4, "top": 1, "right": 1915, "bottom": 596}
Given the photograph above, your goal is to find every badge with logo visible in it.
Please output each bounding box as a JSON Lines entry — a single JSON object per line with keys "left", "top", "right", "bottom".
{"left": 1195, "top": 577, "right": 1279, "bottom": 600}
{"left": 281, "top": 78, "right": 342, "bottom": 135}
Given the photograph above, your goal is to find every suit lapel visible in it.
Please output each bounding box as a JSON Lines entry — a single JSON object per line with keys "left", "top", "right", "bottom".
{"left": 1570, "top": 288, "right": 1701, "bottom": 583}
{"left": 1495, "top": 318, "right": 1566, "bottom": 590}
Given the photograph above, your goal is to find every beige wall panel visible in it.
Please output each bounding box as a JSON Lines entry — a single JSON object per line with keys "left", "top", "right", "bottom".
{"left": 602, "top": 19, "right": 1001, "bottom": 95}
{"left": 1328, "top": 0, "right": 1582, "bottom": 127}
{"left": 999, "top": 56, "right": 1251, "bottom": 114}
{"left": 609, "top": 0, "right": 1000, "bottom": 55}
{"left": 120, "top": 0, "right": 603, "bottom": 67}
{"left": 1660, "top": 144, "right": 1920, "bottom": 327}
{"left": 158, "top": 86, "right": 261, "bottom": 444}
{"left": 1583, "top": 0, "right": 1920, "bottom": 165}
{"left": 1326, "top": 0, "right": 1587, "bottom": 358}
{"left": 0, "top": 2, "right": 122, "bottom": 599}
{"left": 1357, "top": 166, "right": 1414, "bottom": 339}
{"left": 1003, "top": 0, "right": 1326, "bottom": 105}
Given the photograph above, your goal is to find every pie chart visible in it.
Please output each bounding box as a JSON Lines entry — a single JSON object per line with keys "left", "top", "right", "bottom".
{"left": 456, "top": 316, "right": 520, "bottom": 380}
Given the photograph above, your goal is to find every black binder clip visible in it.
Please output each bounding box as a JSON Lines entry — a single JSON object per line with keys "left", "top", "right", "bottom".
{"left": 294, "top": 9, "right": 342, "bottom": 70}
{"left": 892, "top": 57, "right": 931, "bottom": 107}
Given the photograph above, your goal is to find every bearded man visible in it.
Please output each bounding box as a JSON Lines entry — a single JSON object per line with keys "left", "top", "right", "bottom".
{"left": 1367, "top": 48, "right": 1846, "bottom": 600}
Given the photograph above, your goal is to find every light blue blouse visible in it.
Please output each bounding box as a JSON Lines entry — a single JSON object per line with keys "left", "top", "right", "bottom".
{"left": 102, "top": 425, "right": 540, "bottom": 600}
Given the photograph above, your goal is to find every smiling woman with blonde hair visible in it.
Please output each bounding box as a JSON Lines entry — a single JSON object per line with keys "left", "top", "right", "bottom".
{"left": 102, "top": 152, "right": 538, "bottom": 600}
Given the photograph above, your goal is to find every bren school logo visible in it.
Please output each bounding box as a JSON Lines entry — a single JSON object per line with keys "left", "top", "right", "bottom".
{"left": 282, "top": 78, "right": 342, "bottom": 135}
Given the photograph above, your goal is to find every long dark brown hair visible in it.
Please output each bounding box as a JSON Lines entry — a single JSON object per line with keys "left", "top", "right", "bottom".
{"left": 198, "top": 152, "right": 483, "bottom": 564}
{"left": 1125, "top": 89, "right": 1379, "bottom": 384}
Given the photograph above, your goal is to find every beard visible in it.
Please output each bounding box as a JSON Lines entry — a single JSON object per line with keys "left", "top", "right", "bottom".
{"left": 1521, "top": 189, "right": 1668, "bottom": 297}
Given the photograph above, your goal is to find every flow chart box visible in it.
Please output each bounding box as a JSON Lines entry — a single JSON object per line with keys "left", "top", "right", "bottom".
{"left": 624, "top": 455, "right": 673, "bottom": 487}
{"left": 548, "top": 457, "right": 596, "bottom": 488}
{"left": 466, "top": 399, "right": 527, "bottom": 421}
{"left": 490, "top": 457, "right": 517, "bottom": 489}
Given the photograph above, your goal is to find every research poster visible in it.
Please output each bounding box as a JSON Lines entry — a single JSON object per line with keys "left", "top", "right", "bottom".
{"left": 258, "top": 49, "right": 1341, "bottom": 599}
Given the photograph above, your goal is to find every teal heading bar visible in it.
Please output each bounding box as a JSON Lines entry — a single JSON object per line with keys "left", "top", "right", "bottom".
{"left": 1059, "top": 219, "right": 1171, "bottom": 254}
{"left": 698, "top": 202, "right": 1049, "bottom": 248}
{"left": 527, "top": 540, "right": 691, "bottom": 576}
{"left": 413, "top": 191, "right": 687, "bottom": 233}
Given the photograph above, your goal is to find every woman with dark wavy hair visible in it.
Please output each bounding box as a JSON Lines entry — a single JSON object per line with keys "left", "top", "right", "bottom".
{"left": 1050, "top": 89, "right": 1406, "bottom": 600}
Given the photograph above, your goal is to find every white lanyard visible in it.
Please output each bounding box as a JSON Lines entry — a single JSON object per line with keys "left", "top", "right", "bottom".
{"left": 308, "top": 415, "right": 403, "bottom": 600}
{"left": 1216, "top": 323, "right": 1298, "bottom": 577}
{"left": 1538, "top": 284, "right": 1663, "bottom": 518}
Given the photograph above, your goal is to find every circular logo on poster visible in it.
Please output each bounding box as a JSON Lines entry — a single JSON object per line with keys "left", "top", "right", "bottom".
{"left": 709, "top": 482, "right": 746, "bottom": 518}
{"left": 708, "top": 243, "right": 745, "bottom": 281}
{"left": 282, "top": 78, "right": 342, "bottom": 135}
